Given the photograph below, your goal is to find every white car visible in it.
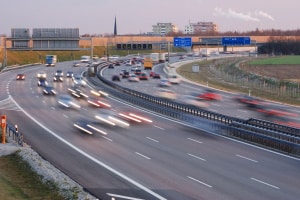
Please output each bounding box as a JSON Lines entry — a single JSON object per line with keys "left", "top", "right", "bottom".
{"left": 180, "top": 95, "right": 209, "bottom": 109}
{"left": 72, "top": 75, "right": 87, "bottom": 87}
{"left": 128, "top": 74, "right": 139, "bottom": 82}
{"left": 167, "top": 74, "right": 181, "bottom": 84}
{"left": 156, "top": 89, "right": 177, "bottom": 100}
{"left": 37, "top": 71, "right": 47, "bottom": 79}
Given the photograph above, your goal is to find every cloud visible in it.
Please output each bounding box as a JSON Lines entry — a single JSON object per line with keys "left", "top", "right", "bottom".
{"left": 213, "top": 8, "right": 260, "bottom": 22}
{"left": 255, "top": 10, "right": 275, "bottom": 21}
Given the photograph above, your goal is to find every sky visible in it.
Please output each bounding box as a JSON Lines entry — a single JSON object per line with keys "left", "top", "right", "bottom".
{"left": 0, "top": 0, "right": 299, "bottom": 36}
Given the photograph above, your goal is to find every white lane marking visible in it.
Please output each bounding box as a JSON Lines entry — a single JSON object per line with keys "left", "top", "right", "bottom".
{"left": 9, "top": 95, "right": 166, "bottom": 200}
{"left": 187, "top": 176, "right": 212, "bottom": 188}
{"left": 250, "top": 178, "right": 280, "bottom": 189}
{"left": 107, "top": 193, "right": 145, "bottom": 200}
{"left": 236, "top": 154, "right": 258, "bottom": 163}
{"left": 63, "top": 114, "right": 69, "bottom": 118}
{"left": 153, "top": 125, "right": 165, "bottom": 130}
{"left": 188, "top": 138, "right": 203, "bottom": 144}
{"left": 135, "top": 152, "right": 151, "bottom": 160}
{"left": 146, "top": 137, "right": 159, "bottom": 143}
{"left": 187, "top": 153, "right": 206, "bottom": 161}
{"left": 102, "top": 136, "right": 112, "bottom": 141}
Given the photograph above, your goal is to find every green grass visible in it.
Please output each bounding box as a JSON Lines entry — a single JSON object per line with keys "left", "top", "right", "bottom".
{"left": 248, "top": 55, "right": 300, "bottom": 65}
{"left": 0, "top": 153, "right": 66, "bottom": 200}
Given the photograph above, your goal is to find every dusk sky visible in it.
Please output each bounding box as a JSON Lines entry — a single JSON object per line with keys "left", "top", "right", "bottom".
{"left": 1, "top": 0, "right": 298, "bottom": 35}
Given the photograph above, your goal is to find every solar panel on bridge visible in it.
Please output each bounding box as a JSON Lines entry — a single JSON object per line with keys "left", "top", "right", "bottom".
{"left": 222, "top": 37, "right": 251, "bottom": 46}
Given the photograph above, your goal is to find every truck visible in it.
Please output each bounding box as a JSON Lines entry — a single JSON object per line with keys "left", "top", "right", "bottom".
{"left": 143, "top": 57, "right": 153, "bottom": 70}
{"left": 45, "top": 55, "right": 57, "bottom": 67}
{"left": 150, "top": 53, "right": 159, "bottom": 64}
{"left": 159, "top": 53, "right": 166, "bottom": 63}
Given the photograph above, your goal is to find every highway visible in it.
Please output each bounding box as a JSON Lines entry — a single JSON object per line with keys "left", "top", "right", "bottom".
{"left": 0, "top": 60, "right": 300, "bottom": 200}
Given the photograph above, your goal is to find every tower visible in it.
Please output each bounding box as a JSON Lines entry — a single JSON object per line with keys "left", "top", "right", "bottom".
{"left": 114, "top": 16, "right": 117, "bottom": 36}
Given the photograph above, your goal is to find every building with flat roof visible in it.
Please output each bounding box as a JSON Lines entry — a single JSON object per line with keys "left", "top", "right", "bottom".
{"left": 152, "top": 23, "right": 178, "bottom": 36}
{"left": 184, "top": 22, "right": 218, "bottom": 34}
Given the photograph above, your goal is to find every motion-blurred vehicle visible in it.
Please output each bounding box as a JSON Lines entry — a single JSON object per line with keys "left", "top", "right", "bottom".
{"left": 57, "top": 94, "right": 81, "bottom": 109}
{"left": 16, "top": 73, "right": 25, "bottom": 80}
{"left": 37, "top": 78, "right": 48, "bottom": 87}
{"left": 68, "top": 86, "right": 89, "bottom": 99}
{"left": 72, "top": 75, "right": 87, "bottom": 87}
{"left": 156, "top": 88, "right": 177, "bottom": 100}
{"left": 108, "top": 64, "right": 114, "bottom": 69}
{"left": 87, "top": 97, "right": 111, "bottom": 108}
{"left": 234, "top": 94, "right": 265, "bottom": 108}
{"left": 37, "top": 71, "right": 47, "bottom": 79}
{"left": 94, "top": 110, "right": 130, "bottom": 128}
{"left": 43, "top": 85, "right": 57, "bottom": 95}
{"left": 73, "top": 118, "right": 107, "bottom": 135}
{"left": 180, "top": 95, "right": 209, "bottom": 109}
{"left": 158, "top": 79, "right": 171, "bottom": 87}
{"left": 66, "top": 71, "right": 74, "bottom": 78}
{"left": 138, "top": 72, "right": 149, "bottom": 80}
{"left": 128, "top": 74, "right": 139, "bottom": 82}
{"left": 118, "top": 111, "right": 153, "bottom": 124}
{"left": 167, "top": 74, "right": 181, "bottom": 84}
{"left": 73, "top": 62, "right": 80, "bottom": 67}
{"left": 131, "top": 66, "right": 138, "bottom": 71}
{"left": 122, "top": 71, "right": 130, "bottom": 78}
{"left": 112, "top": 75, "right": 120, "bottom": 81}
{"left": 53, "top": 75, "right": 63, "bottom": 82}
{"left": 152, "top": 72, "right": 161, "bottom": 79}
{"left": 196, "top": 89, "right": 222, "bottom": 101}
{"left": 134, "top": 69, "right": 142, "bottom": 75}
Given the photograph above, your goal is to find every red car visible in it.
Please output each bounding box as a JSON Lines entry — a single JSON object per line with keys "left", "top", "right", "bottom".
{"left": 138, "top": 73, "right": 149, "bottom": 80}
{"left": 198, "top": 89, "right": 222, "bottom": 101}
{"left": 16, "top": 73, "right": 25, "bottom": 80}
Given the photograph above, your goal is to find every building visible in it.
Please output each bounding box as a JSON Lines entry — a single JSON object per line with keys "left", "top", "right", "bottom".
{"left": 152, "top": 23, "right": 178, "bottom": 35}
{"left": 184, "top": 22, "right": 218, "bottom": 34}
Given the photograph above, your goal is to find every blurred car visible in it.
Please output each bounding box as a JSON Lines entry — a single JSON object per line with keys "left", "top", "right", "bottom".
{"left": 43, "top": 85, "right": 57, "bottom": 95}
{"left": 55, "top": 70, "right": 63, "bottom": 76}
{"left": 131, "top": 66, "right": 138, "bottom": 71}
{"left": 37, "top": 78, "right": 48, "bottom": 87}
{"left": 94, "top": 110, "right": 130, "bottom": 128}
{"left": 152, "top": 72, "right": 161, "bottom": 79}
{"left": 118, "top": 111, "right": 153, "bottom": 124}
{"left": 73, "top": 118, "right": 107, "bottom": 135}
{"left": 134, "top": 69, "right": 142, "bottom": 75}
{"left": 72, "top": 75, "right": 87, "bottom": 87}
{"left": 115, "top": 61, "right": 121, "bottom": 66}
{"left": 135, "top": 62, "right": 142, "bottom": 67}
{"left": 234, "top": 94, "right": 266, "bottom": 108}
{"left": 158, "top": 79, "right": 171, "bottom": 87}
{"left": 167, "top": 74, "right": 181, "bottom": 84}
{"left": 87, "top": 97, "right": 111, "bottom": 108}
{"left": 68, "top": 86, "right": 89, "bottom": 99}
{"left": 53, "top": 75, "right": 63, "bottom": 82}
{"left": 73, "top": 62, "right": 80, "bottom": 67}
{"left": 156, "top": 88, "right": 177, "bottom": 100}
{"left": 119, "top": 69, "right": 126, "bottom": 76}
{"left": 37, "top": 71, "right": 47, "bottom": 79}
{"left": 112, "top": 75, "right": 120, "bottom": 81}
{"left": 180, "top": 95, "right": 209, "bottom": 109}
{"left": 108, "top": 64, "right": 114, "bottom": 69}
{"left": 16, "top": 73, "right": 25, "bottom": 80}
{"left": 149, "top": 71, "right": 155, "bottom": 77}
{"left": 66, "top": 71, "right": 74, "bottom": 78}
{"left": 128, "top": 74, "right": 139, "bottom": 82}
{"left": 57, "top": 94, "right": 81, "bottom": 109}
{"left": 122, "top": 71, "right": 130, "bottom": 78}
{"left": 197, "top": 89, "right": 222, "bottom": 101}
{"left": 138, "top": 72, "right": 149, "bottom": 80}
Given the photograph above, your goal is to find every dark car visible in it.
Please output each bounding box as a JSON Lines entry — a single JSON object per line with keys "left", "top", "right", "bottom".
{"left": 16, "top": 73, "right": 25, "bottom": 80}
{"left": 152, "top": 72, "right": 161, "bottom": 79}
{"left": 66, "top": 71, "right": 74, "bottom": 78}
{"left": 122, "top": 71, "right": 130, "bottom": 78}
{"left": 53, "top": 75, "right": 63, "bottom": 82}
{"left": 43, "top": 85, "right": 57, "bottom": 95}
{"left": 37, "top": 78, "right": 48, "bottom": 87}
{"left": 108, "top": 64, "right": 114, "bottom": 69}
{"left": 134, "top": 69, "right": 142, "bottom": 75}
{"left": 55, "top": 70, "right": 63, "bottom": 76}
{"left": 234, "top": 94, "right": 265, "bottom": 109}
{"left": 112, "top": 75, "right": 120, "bottom": 81}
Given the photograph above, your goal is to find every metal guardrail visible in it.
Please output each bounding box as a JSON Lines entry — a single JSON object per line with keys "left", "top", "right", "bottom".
{"left": 86, "top": 61, "right": 300, "bottom": 156}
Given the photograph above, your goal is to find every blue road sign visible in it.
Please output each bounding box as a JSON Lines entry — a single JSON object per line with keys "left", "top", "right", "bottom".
{"left": 173, "top": 37, "right": 192, "bottom": 47}
{"left": 222, "top": 37, "right": 251, "bottom": 46}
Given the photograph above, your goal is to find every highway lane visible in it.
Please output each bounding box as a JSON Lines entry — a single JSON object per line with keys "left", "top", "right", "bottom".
{"left": 102, "top": 61, "right": 300, "bottom": 124}
{"left": 1, "top": 61, "right": 300, "bottom": 199}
